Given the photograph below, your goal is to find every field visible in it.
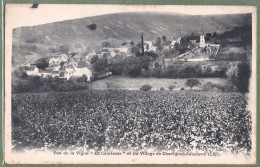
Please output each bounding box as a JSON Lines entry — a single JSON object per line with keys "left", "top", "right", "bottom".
{"left": 91, "top": 76, "right": 228, "bottom": 90}
{"left": 12, "top": 90, "right": 251, "bottom": 154}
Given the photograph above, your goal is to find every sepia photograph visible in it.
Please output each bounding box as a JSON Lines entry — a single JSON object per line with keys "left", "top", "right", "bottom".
{"left": 4, "top": 4, "right": 257, "bottom": 164}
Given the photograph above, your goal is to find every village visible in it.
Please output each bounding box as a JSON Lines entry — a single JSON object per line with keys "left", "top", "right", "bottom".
{"left": 17, "top": 33, "right": 220, "bottom": 81}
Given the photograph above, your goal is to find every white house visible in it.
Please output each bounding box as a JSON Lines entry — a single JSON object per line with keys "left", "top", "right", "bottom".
{"left": 144, "top": 41, "right": 157, "bottom": 52}
{"left": 72, "top": 67, "right": 92, "bottom": 81}
{"left": 59, "top": 54, "right": 69, "bottom": 62}
{"left": 65, "top": 65, "right": 74, "bottom": 73}
{"left": 49, "top": 57, "right": 61, "bottom": 65}
{"left": 25, "top": 65, "right": 39, "bottom": 76}
{"left": 116, "top": 46, "right": 129, "bottom": 54}
{"left": 110, "top": 50, "right": 117, "bottom": 58}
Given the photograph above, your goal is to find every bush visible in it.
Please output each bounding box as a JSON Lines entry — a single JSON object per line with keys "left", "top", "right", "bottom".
{"left": 203, "top": 82, "right": 236, "bottom": 92}
{"left": 160, "top": 87, "right": 165, "bottom": 91}
{"left": 186, "top": 79, "right": 201, "bottom": 89}
{"left": 140, "top": 84, "right": 152, "bottom": 91}
{"left": 168, "top": 85, "right": 175, "bottom": 91}
{"left": 202, "top": 82, "right": 215, "bottom": 91}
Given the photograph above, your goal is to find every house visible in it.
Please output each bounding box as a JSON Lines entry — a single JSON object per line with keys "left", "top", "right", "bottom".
{"left": 38, "top": 69, "right": 46, "bottom": 77}
{"left": 169, "top": 40, "right": 177, "bottom": 49}
{"left": 73, "top": 54, "right": 82, "bottom": 62}
{"left": 102, "top": 52, "right": 113, "bottom": 63}
{"left": 72, "top": 67, "right": 92, "bottom": 81}
{"left": 67, "top": 58, "right": 78, "bottom": 69}
{"left": 110, "top": 50, "right": 117, "bottom": 58}
{"left": 144, "top": 41, "right": 157, "bottom": 52}
{"left": 25, "top": 64, "right": 39, "bottom": 76}
{"left": 59, "top": 71, "right": 69, "bottom": 80}
{"left": 101, "top": 48, "right": 110, "bottom": 55}
{"left": 52, "top": 71, "right": 60, "bottom": 77}
{"left": 59, "top": 54, "right": 69, "bottom": 62}
{"left": 77, "top": 60, "right": 88, "bottom": 68}
{"left": 47, "top": 64, "right": 60, "bottom": 71}
{"left": 44, "top": 69, "right": 53, "bottom": 77}
{"left": 116, "top": 46, "right": 129, "bottom": 54}
{"left": 176, "top": 37, "right": 182, "bottom": 44}
{"left": 17, "top": 63, "right": 30, "bottom": 68}
{"left": 49, "top": 57, "right": 61, "bottom": 64}
{"left": 19, "top": 65, "right": 30, "bottom": 71}
{"left": 65, "top": 65, "right": 74, "bottom": 73}
{"left": 107, "top": 47, "right": 115, "bottom": 52}
{"left": 95, "top": 49, "right": 102, "bottom": 55}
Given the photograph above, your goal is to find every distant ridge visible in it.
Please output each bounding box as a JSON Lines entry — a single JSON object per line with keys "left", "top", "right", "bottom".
{"left": 12, "top": 12, "right": 251, "bottom": 65}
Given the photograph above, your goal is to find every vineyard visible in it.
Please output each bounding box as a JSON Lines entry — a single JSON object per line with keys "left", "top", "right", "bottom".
{"left": 12, "top": 90, "right": 251, "bottom": 154}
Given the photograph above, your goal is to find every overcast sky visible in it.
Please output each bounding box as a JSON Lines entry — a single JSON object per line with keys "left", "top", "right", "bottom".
{"left": 5, "top": 4, "right": 255, "bottom": 29}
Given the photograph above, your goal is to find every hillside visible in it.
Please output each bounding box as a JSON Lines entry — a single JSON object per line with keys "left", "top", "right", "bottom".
{"left": 12, "top": 12, "right": 251, "bottom": 66}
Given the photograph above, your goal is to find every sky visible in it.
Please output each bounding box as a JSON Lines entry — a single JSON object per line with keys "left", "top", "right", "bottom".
{"left": 5, "top": 4, "right": 256, "bottom": 29}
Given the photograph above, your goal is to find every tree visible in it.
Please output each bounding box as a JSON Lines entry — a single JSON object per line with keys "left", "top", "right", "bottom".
{"left": 144, "top": 51, "right": 158, "bottom": 59}
{"left": 236, "top": 62, "right": 251, "bottom": 94}
{"left": 186, "top": 79, "right": 201, "bottom": 89}
{"left": 121, "top": 42, "right": 128, "bottom": 46}
{"left": 140, "top": 84, "right": 152, "bottom": 91}
{"left": 162, "top": 35, "right": 167, "bottom": 44}
{"left": 155, "top": 37, "right": 163, "bottom": 51}
{"left": 87, "top": 24, "right": 97, "bottom": 30}
{"left": 76, "top": 75, "right": 88, "bottom": 83}
{"left": 93, "top": 58, "right": 108, "bottom": 72}
{"left": 226, "top": 62, "right": 239, "bottom": 87}
{"left": 130, "top": 41, "right": 135, "bottom": 46}
{"left": 34, "top": 58, "right": 49, "bottom": 70}
{"left": 111, "top": 62, "right": 124, "bottom": 75}
{"left": 90, "top": 55, "right": 99, "bottom": 64}
{"left": 13, "top": 68, "right": 28, "bottom": 79}
{"left": 160, "top": 87, "right": 165, "bottom": 91}
{"left": 206, "top": 33, "right": 212, "bottom": 39}
{"left": 213, "top": 32, "right": 218, "bottom": 38}
{"left": 153, "top": 62, "right": 161, "bottom": 70}
{"left": 130, "top": 43, "right": 142, "bottom": 57}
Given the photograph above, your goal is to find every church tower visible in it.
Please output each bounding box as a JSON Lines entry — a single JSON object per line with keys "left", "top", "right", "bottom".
{"left": 200, "top": 35, "right": 205, "bottom": 48}
{"left": 199, "top": 28, "right": 205, "bottom": 48}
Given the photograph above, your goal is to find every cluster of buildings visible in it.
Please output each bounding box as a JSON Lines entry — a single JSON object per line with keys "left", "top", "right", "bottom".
{"left": 18, "top": 34, "right": 219, "bottom": 80}
{"left": 87, "top": 38, "right": 181, "bottom": 62}
{"left": 88, "top": 46, "right": 129, "bottom": 63}
{"left": 19, "top": 53, "right": 93, "bottom": 81}
{"left": 175, "top": 35, "right": 220, "bottom": 62}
